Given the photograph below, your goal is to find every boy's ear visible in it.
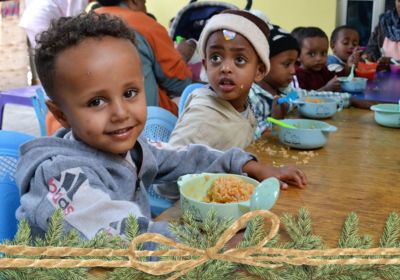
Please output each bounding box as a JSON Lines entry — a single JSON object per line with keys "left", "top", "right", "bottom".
{"left": 202, "top": 58, "right": 207, "bottom": 71}
{"left": 45, "top": 100, "right": 71, "bottom": 128}
{"left": 254, "top": 62, "right": 267, "bottom": 83}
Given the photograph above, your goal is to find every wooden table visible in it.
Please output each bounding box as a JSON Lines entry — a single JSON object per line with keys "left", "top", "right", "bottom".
{"left": 157, "top": 108, "right": 400, "bottom": 247}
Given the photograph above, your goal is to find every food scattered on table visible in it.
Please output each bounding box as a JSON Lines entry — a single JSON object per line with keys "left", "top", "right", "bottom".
{"left": 251, "top": 141, "right": 318, "bottom": 167}
{"left": 204, "top": 176, "right": 255, "bottom": 203}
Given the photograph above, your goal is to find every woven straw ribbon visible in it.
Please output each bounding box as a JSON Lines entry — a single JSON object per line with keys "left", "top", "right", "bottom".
{"left": 0, "top": 210, "right": 400, "bottom": 280}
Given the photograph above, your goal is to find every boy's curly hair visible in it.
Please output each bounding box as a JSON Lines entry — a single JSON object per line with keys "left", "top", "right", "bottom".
{"left": 34, "top": 12, "right": 137, "bottom": 99}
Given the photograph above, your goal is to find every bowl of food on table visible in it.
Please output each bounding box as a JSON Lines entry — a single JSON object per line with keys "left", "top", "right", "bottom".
{"left": 277, "top": 119, "right": 337, "bottom": 149}
{"left": 178, "top": 173, "right": 280, "bottom": 221}
{"left": 293, "top": 96, "right": 342, "bottom": 119}
{"left": 355, "top": 61, "right": 378, "bottom": 80}
{"left": 370, "top": 103, "right": 400, "bottom": 128}
{"left": 338, "top": 76, "right": 368, "bottom": 93}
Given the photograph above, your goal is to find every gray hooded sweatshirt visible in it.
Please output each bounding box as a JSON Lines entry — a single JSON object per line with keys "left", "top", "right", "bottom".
{"left": 16, "top": 129, "right": 255, "bottom": 240}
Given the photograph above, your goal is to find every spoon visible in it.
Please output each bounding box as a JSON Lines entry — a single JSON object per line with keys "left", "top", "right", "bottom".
{"left": 266, "top": 117, "right": 296, "bottom": 129}
{"left": 390, "top": 58, "right": 400, "bottom": 65}
{"left": 239, "top": 177, "right": 280, "bottom": 212}
{"left": 363, "top": 57, "right": 373, "bottom": 64}
{"left": 347, "top": 64, "right": 355, "bottom": 81}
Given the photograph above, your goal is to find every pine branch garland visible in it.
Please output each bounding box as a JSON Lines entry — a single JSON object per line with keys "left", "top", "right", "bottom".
{"left": 380, "top": 212, "right": 400, "bottom": 248}
{"left": 1, "top": 208, "right": 399, "bottom": 280}
{"left": 44, "top": 208, "right": 64, "bottom": 247}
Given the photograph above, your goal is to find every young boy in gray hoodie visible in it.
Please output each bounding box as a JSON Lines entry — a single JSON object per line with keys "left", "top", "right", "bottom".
{"left": 16, "top": 12, "right": 307, "bottom": 240}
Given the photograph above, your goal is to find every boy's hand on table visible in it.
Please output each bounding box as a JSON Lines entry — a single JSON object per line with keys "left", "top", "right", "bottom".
{"left": 321, "top": 76, "right": 341, "bottom": 92}
{"left": 271, "top": 96, "right": 289, "bottom": 119}
{"left": 243, "top": 160, "right": 307, "bottom": 190}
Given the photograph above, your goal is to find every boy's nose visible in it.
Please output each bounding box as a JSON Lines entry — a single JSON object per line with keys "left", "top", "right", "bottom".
{"left": 220, "top": 62, "right": 233, "bottom": 73}
{"left": 289, "top": 64, "right": 296, "bottom": 75}
{"left": 110, "top": 101, "right": 129, "bottom": 122}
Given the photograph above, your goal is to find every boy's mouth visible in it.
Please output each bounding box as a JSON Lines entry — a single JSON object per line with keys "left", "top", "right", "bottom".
{"left": 218, "top": 77, "right": 236, "bottom": 92}
{"left": 106, "top": 126, "right": 134, "bottom": 138}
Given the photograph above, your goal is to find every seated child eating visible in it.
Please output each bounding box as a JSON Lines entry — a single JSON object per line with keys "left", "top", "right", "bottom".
{"left": 249, "top": 25, "right": 300, "bottom": 138}
{"left": 15, "top": 12, "right": 307, "bottom": 240}
{"left": 168, "top": 10, "right": 270, "bottom": 151}
{"left": 295, "top": 26, "right": 342, "bottom": 92}
{"left": 327, "top": 25, "right": 361, "bottom": 74}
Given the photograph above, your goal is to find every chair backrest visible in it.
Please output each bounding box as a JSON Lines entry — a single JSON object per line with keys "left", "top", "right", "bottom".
{"left": 143, "top": 106, "right": 178, "bottom": 142}
{"left": 178, "top": 83, "right": 204, "bottom": 117}
{"left": 0, "top": 130, "right": 35, "bottom": 242}
{"left": 31, "top": 87, "right": 48, "bottom": 136}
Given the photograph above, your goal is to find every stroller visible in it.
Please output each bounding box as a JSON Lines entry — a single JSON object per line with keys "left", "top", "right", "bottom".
{"left": 169, "top": 0, "right": 253, "bottom": 41}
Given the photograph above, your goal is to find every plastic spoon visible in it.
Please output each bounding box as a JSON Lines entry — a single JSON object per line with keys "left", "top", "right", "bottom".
{"left": 238, "top": 177, "right": 280, "bottom": 212}
{"left": 390, "top": 58, "right": 400, "bottom": 65}
{"left": 266, "top": 117, "right": 296, "bottom": 129}
{"left": 363, "top": 57, "right": 373, "bottom": 64}
{"left": 347, "top": 64, "right": 355, "bottom": 81}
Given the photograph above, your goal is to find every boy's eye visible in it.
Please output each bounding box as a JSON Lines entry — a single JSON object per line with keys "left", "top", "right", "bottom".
{"left": 210, "top": 54, "right": 222, "bottom": 63}
{"left": 309, "top": 52, "right": 316, "bottom": 57}
{"left": 124, "top": 88, "right": 138, "bottom": 99}
{"left": 88, "top": 97, "right": 105, "bottom": 107}
{"left": 235, "top": 56, "right": 247, "bottom": 65}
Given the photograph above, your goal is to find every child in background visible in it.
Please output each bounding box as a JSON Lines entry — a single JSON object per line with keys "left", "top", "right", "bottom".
{"left": 16, "top": 13, "right": 307, "bottom": 240}
{"left": 295, "top": 26, "right": 342, "bottom": 91}
{"left": 327, "top": 25, "right": 361, "bottom": 73}
{"left": 169, "top": 10, "right": 270, "bottom": 150}
{"left": 249, "top": 25, "right": 300, "bottom": 138}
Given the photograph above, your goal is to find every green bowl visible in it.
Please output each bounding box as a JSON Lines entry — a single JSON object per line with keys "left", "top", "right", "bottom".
{"left": 178, "top": 173, "right": 280, "bottom": 221}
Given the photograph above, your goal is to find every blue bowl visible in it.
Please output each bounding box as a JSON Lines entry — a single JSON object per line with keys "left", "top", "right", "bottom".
{"left": 338, "top": 77, "right": 367, "bottom": 92}
{"left": 370, "top": 104, "right": 400, "bottom": 128}
{"left": 294, "top": 96, "right": 341, "bottom": 119}
{"left": 278, "top": 119, "right": 337, "bottom": 149}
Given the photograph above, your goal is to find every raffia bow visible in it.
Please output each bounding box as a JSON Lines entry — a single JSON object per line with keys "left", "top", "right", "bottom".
{"left": 0, "top": 210, "right": 400, "bottom": 280}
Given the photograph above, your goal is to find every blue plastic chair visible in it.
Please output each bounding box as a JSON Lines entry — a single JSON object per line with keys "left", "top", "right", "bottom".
{"left": 178, "top": 83, "right": 204, "bottom": 117}
{"left": 0, "top": 130, "right": 35, "bottom": 242}
{"left": 31, "top": 87, "right": 48, "bottom": 136}
{"left": 143, "top": 106, "right": 178, "bottom": 142}
{"left": 142, "top": 106, "right": 179, "bottom": 217}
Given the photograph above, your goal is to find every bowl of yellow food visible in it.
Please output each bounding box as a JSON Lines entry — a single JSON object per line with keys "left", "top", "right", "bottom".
{"left": 293, "top": 96, "right": 342, "bottom": 119}
{"left": 178, "top": 173, "right": 280, "bottom": 221}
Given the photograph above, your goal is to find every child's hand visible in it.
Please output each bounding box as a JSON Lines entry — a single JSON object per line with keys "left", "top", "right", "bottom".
{"left": 243, "top": 160, "right": 307, "bottom": 189}
{"left": 176, "top": 38, "right": 197, "bottom": 62}
{"left": 347, "top": 48, "right": 362, "bottom": 66}
{"left": 271, "top": 96, "right": 289, "bottom": 119}
{"left": 377, "top": 56, "right": 390, "bottom": 71}
{"left": 321, "top": 76, "right": 341, "bottom": 92}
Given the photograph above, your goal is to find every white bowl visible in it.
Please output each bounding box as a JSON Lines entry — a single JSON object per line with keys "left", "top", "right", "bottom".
{"left": 370, "top": 104, "right": 400, "bottom": 128}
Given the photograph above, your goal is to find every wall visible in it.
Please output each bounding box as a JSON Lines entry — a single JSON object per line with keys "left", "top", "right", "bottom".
{"left": 0, "top": 0, "right": 28, "bottom": 90}
{"left": 146, "top": 0, "right": 337, "bottom": 38}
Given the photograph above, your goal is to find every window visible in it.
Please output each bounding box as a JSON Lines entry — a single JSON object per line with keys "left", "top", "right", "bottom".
{"left": 336, "top": 0, "right": 386, "bottom": 46}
